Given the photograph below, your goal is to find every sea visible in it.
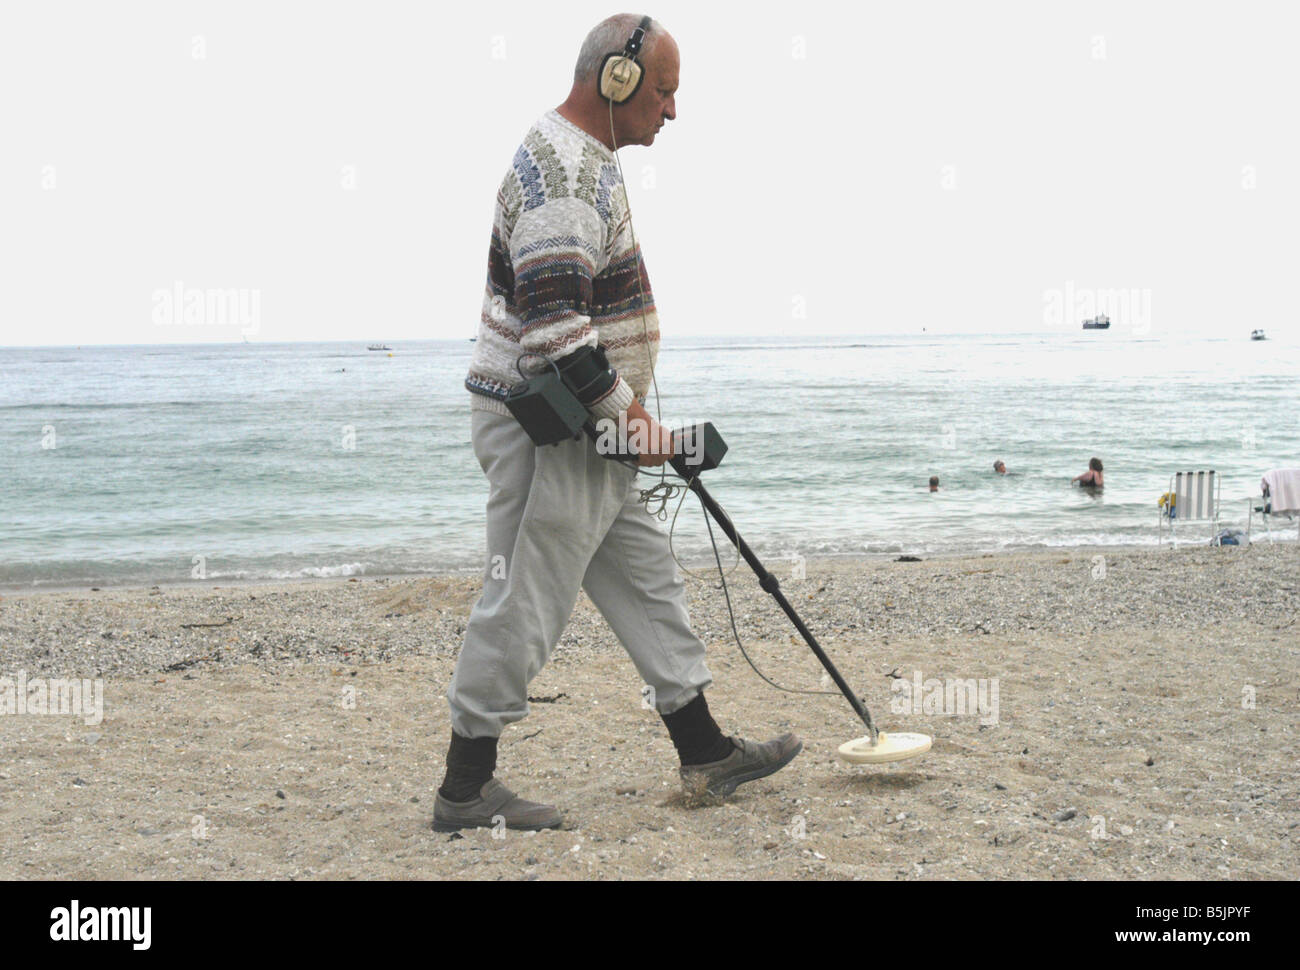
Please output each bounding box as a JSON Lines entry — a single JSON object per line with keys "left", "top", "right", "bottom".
{"left": 2, "top": 332, "right": 1297, "bottom": 590}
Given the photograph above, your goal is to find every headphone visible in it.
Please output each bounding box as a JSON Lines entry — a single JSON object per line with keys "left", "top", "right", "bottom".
{"left": 598, "top": 15, "right": 652, "bottom": 104}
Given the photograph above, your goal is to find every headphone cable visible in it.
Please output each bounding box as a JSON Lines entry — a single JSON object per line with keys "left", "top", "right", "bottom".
{"left": 607, "top": 88, "right": 826, "bottom": 698}
{"left": 698, "top": 483, "right": 840, "bottom": 698}
{"left": 608, "top": 96, "right": 738, "bottom": 574}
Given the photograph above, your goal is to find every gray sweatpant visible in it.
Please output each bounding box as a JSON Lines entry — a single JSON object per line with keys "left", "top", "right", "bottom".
{"left": 446, "top": 409, "right": 714, "bottom": 739}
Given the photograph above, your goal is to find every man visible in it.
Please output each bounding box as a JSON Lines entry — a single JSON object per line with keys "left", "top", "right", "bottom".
{"left": 435, "top": 14, "right": 801, "bottom": 833}
{"left": 993, "top": 461, "right": 1006, "bottom": 474}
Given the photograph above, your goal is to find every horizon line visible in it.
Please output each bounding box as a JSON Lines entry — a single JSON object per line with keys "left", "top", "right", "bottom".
{"left": 0, "top": 330, "right": 1233, "bottom": 350}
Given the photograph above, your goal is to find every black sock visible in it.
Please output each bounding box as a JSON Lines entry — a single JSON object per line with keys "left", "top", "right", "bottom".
{"left": 660, "top": 693, "right": 735, "bottom": 766}
{"left": 438, "top": 732, "right": 498, "bottom": 802}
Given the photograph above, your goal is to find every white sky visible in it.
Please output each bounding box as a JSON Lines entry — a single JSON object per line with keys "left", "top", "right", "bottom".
{"left": 1, "top": 0, "right": 1296, "bottom": 346}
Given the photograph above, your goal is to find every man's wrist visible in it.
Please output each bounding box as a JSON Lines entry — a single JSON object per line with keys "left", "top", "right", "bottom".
{"left": 587, "top": 377, "right": 636, "bottom": 421}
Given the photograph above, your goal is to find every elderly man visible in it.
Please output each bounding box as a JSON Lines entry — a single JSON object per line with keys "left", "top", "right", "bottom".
{"left": 435, "top": 14, "right": 801, "bottom": 832}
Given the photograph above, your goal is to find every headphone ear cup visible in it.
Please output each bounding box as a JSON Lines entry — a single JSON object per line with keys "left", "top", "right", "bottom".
{"left": 598, "top": 53, "right": 644, "bottom": 104}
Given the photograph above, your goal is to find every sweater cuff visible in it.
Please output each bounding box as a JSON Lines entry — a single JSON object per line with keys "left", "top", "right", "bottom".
{"left": 587, "top": 376, "right": 635, "bottom": 422}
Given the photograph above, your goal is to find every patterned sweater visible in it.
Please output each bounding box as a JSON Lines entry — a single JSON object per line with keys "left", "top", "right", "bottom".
{"left": 465, "top": 110, "right": 660, "bottom": 419}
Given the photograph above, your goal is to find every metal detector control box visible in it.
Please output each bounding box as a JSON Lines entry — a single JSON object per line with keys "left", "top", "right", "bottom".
{"left": 504, "top": 364, "right": 728, "bottom": 479}
{"left": 670, "top": 423, "right": 728, "bottom": 479}
{"left": 503, "top": 370, "right": 589, "bottom": 446}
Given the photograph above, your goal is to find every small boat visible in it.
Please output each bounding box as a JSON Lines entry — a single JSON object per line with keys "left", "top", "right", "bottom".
{"left": 1082, "top": 314, "right": 1111, "bottom": 330}
{"left": 1251, "top": 329, "right": 1266, "bottom": 341}
{"left": 367, "top": 344, "right": 391, "bottom": 351}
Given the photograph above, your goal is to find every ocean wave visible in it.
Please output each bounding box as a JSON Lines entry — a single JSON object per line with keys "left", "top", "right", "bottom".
{"left": 207, "top": 562, "right": 375, "bottom": 580}
{"left": 272, "top": 562, "right": 373, "bottom": 579}
{"left": 0, "top": 401, "right": 218, "bottom": 411}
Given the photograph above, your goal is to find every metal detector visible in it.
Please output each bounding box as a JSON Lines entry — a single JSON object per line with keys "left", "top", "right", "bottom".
{"left": 664, "top": 423, "right": 932, "bottom": 765}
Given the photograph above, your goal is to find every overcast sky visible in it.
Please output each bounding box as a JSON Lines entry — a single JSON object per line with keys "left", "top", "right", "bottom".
{"left": 2, "top": 0, "right": 1296, "bottom": 346}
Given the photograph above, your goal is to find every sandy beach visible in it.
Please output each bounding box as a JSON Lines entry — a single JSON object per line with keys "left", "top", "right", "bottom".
{"left": 1, "top": 543, "right": 1296, "bottom": 880}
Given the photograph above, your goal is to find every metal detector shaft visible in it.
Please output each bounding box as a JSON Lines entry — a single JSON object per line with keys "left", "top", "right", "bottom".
{"left": 682, "top": 474, "right": 877, "bottom": 735}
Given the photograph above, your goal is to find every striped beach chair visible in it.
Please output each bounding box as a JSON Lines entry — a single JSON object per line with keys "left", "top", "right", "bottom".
{"left": 1159, "top": 470, "right": 1221, "bottom": 548}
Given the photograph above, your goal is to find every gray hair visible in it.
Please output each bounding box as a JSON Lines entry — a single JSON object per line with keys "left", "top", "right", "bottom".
{"left": 573, "top": 14, "right": 664, "bottom": 83}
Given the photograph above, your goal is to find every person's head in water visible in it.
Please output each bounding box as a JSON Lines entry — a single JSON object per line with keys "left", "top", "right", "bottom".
{"left": 929, "top": 476, "right": 940, "bottom": 492}
{"left": 993, "top": 460, "right": 1006, "bottom": 474}
{"left": 1074, "top": 456, "right": 1104, "bottom": 488}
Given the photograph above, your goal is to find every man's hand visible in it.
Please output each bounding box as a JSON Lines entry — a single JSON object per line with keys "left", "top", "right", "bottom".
{"left": 625, "top": 400, "right": 675, "bottom": 468}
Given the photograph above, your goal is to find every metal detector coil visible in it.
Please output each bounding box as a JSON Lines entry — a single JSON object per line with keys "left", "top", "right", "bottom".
{"left": 838, "top": 733, "right": 933, "bottom": 765}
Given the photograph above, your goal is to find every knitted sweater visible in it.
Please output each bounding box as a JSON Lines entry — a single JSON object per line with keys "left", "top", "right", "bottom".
{"left": 465, "top": 110, "right": 660, "bottom": 419}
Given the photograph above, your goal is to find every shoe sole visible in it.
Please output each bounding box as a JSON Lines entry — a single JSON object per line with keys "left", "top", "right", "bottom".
{"left": 431, "top": 817, "right": 563, "bottom": 833}
{"left": 697, "top": 739, "right": 804, "bottom": 798}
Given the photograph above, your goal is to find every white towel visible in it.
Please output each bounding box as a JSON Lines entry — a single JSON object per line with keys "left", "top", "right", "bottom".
{"left": 1261, "top": 468, "right": 1300, "bottom": 516}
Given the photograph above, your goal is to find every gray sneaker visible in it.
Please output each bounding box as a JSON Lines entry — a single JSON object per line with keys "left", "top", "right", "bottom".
{"left": 432, "top": 779, "right": 563, "bottom": 833}
{"left": 679, "top": 733, "right": 803, "bottom": 798}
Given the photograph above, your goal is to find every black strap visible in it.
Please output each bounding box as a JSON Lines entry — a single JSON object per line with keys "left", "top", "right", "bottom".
{"left": 557, "top": 344, "right": 617, "bottom": 406}
{"left": 624, "top": 15, "right": 652, "bottom": 58}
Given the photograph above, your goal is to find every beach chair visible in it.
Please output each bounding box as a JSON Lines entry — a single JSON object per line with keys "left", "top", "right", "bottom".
{"left": 1158, "top": 470, "right": 1220, "bottom": 548}
{"left": 1247, "top": 469, "right": 1300, "bottom": 544}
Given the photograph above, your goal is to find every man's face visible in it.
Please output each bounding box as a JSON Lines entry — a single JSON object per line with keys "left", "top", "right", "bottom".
{"left": 619, "top": 34, "right": 678, "bottom": 147}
